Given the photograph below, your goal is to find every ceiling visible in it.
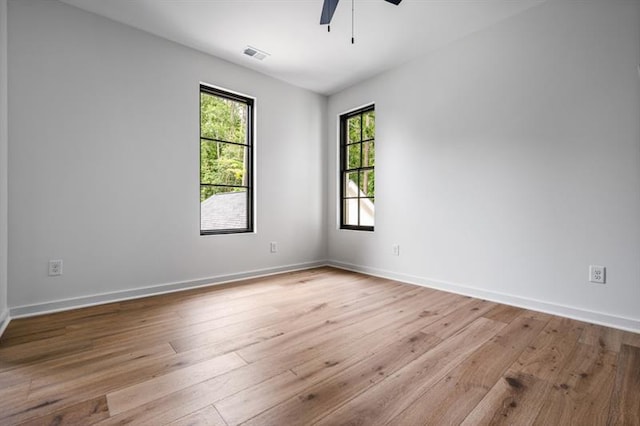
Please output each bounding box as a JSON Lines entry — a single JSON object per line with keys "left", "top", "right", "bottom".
{"left": 59, "top": 0, "right": 545, "bottom": 95}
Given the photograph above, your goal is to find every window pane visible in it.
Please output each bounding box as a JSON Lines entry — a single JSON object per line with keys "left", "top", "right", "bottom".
{"left": 201, "top": 186, "right": 247, "bottom": 230}
{"left": 344, "top": 172, "right": 359, "bottom": 197}
{"left": 347, "top": 143, "right": 361, "bottom": 169}
{"left": 359, "top": 170, "right": 375, "bottom": 197}
{"left": 200, "top": 92, "right": 247, "bottom": 144}
{"left": 339, "top": 105, "right": 374, "bottom": 231}
{"left": 348, "top": 115, "right": 361, "bottom": 144}
{"left": 360, "top": 198, "right": 375, "bottom": 226}
{"left": 362, "top": 141, "right": 375, "bottom": 167}
{"left": 344, "top": 198, "right": 358, "bottom": 226}
{"left": 200, "top": 140, "right": 248, "bottom": 186}
{"left": 363, "top": 110, "right": 375, "bottom": 140}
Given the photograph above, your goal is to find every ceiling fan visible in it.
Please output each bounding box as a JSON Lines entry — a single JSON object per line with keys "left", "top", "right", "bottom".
{"left": 320, "top": 0, "right": 403, "bottom": 26}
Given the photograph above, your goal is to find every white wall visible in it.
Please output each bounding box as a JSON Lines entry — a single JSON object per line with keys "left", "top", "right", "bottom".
{"left": 327, "top": 0, "right": 640, "bottom": 330}
{"left": 0, "top": 0, "right": 8, "bottom": 328}
{"left": 5, "top": 0, "right": 639, "bottom": 331}
{"left": 7, "top": 0, "right": 327, "bottom": 311}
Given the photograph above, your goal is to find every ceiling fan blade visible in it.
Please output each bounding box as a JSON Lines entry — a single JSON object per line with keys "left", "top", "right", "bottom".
{"left": 320, "top": 0, "right": 340, "bottom": 25}
{"left": 384, "top": 0, "right": 403, "bottom": 5}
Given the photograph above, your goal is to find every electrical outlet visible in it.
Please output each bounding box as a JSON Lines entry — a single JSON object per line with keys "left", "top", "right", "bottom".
{"left": 589, "top": 265, "right": 605, "bottom": 284}
{"left": 270, "top": 242, "right": 278, "bottom": 253}
{"left": 48, "top": 259, "right": 63, "bottom": 276}
{"left": 392, "top": 244, "right": 400, "bottom": 256}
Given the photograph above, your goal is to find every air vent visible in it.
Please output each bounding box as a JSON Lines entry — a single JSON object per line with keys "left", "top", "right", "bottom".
{"left": 243, "top": 46, "right": 270, "bottom": 61}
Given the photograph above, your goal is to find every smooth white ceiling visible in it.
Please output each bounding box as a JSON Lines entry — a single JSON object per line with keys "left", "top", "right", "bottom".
{"left": 59, "top": 0, "right": 545, "bottom": 95}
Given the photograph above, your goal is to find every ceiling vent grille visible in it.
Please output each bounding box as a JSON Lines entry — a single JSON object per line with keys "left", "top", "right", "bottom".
{"left": 243, "top": 46, "right": 270, "bottom": 61}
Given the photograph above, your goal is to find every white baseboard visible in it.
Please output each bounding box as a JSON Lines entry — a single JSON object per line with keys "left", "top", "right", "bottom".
{"left": 8, "top": 259, "right": 639, "bottom": 334}
{"left": 0, "top": 309, "right": 10, "bottom": 338}
{"left": 9, "top": 260, "right": 327, "bottom": 319}
{"left": 328, "top": 260, "right": 640, "bottom": 334}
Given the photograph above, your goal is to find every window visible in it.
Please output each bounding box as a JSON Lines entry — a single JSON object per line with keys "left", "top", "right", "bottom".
{"left": 200, "top": 85, "right": 254, "bottom": 234}
{"left": 340, "top": 105, "right": 375, "bottom": 231}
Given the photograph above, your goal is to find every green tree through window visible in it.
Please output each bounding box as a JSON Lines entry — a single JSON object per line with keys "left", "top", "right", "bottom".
{"left": 200, "top": 85, "right": 254, "bottom": 234}
{"left": 340, "top": 105, "right": 375, "bottom": 230}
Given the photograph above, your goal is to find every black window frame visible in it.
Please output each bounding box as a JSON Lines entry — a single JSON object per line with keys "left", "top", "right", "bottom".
{"left": 199, "top": 84, "right": 254, "bottom": 235}
{"left": 339, "top": 104, "right": 375, "bottom": 231}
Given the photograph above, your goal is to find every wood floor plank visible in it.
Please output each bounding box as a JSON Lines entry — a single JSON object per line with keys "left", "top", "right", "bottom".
{"left": 104, "top": 305, "right": 288, "bottom": 354}
{"left": 532, "top": 343, "right": 618, "bottom": 425}
{"left": 117, "top": 267, "right": 332, "bottom": 313}
{"left": 2, "top": 303, "right": 120, "bottom": 339}
{"left": 3, "top": 345, "right": 234, "bottom": 423}
{"left": 98, "top": 293, "right": 455, "bottom": 425}
{"left": 168, "top": 279, "right": 412, "bottom": 354}
{"left": 16, "top": 396, "right": 110, "bottom": 426}
{"left": 421, "top": 298, "right": 496, "bottom": 340}
{"left": 509, "top": 316, "right": 583, "bottom": 381}
{"left": 0, "top": 341, "right": 175, "bottom": 393}
{"left": 622, "top": 330, "right": 640, "bottom": 348}
{"left": 457, "top": 316, "right": 586, "bottom": 426}
{"left": 0, "top": 382, "right": 30, "bottom": 416}
{"left": 97, "top": 324, "right": 376, "bottom": 426}
{"left": 160, "top": 286, "right": 418, "bottom": 371}
{"left": 460, "top": 372, "right": 550, "bottom": 426}
{"left": 579, "top": 323, "right": 624, "bottom": 352}
{"left": 0, "top": 336, "right": 93, "bottom": 368}
{"left": 94, "top": 271, "right": 374, "bottom": 353}
{"left": 174, "top": 271, "right": 372, "bottom": 320}
{"left": 2, "top": 281, "right": 294, "bottom": 366}
{"left": 226, "top": 289, "right": 432, "bottom": 370}
{"left": 1, "top": 308, "right": 181, "bottom": 371}
{"left": 387, "top": 315, "right": 548, "bottom": 425}
{"left": 0, "top": 327, "right": 67, "bottom": 348}
{"left": 234, "top": 285, "right": 435, "bottom": 363}
{"left": 168, "top": 405, "right": 227, "bottom": 426}
{"left": 0, "top": 267, "right": 635, "bottom": 426}
{"left": 313, "top": 317, "right": 506, "bottom": 426}
{"left": 289, "top": 292, "right": 464, "bottom": 381}
{"left": 518, "top": 309, "right": 554, "bottom": 323}
{"left": 483, "top": 304, "right": 525, "bottom": 324}
{"left": 65, "top": 306, "right": 262, "bottom": 343}
{"left": 214, "top": 370, "right": 302, "bottom": 425}
{"left": 226, "top": 331, "right": 442, "bottom": 426}
{"left": 95, "top": 357, "right": 290, "bottom": 425}
{"left": 97, "top": 274, "right": 405, "bottom": 357}
{"left": 607, "top": 344, "right": 640, "bottom": 425}
{"left": 25, "top": 344, "right": 182, "bottom": 401}
{"left": 106, "top": 352, "right": 246, "bottom": 415}
{"left": 26, "top": 343, "right": 176, "bottom": 393}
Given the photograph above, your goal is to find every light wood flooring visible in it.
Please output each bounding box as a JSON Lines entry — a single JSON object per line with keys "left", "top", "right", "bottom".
{"left": 1, "top": 267, "right": 639, "bottom": 425}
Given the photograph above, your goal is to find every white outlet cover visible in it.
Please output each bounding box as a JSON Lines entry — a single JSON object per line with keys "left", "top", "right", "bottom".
{"left": 589, "top": 265, "right": 605, "bottom": 284}
{"left": 48, "top": 259, "right": 63, "bottom": 276}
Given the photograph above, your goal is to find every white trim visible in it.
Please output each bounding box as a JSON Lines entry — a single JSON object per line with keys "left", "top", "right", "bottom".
{"left": 8, "top": 259, "right": 639, "bottom": 334}
{"left": 0, "top": 0, "right": 8, "bottom": 341}
{"left": 10, "top": 260, "right": 325, "bottom": 319}
{"left": 0, "top": 309, "right": 9, "bottom": 338}
{"left": 327, "top": 260, "right": 640, "bottom": 333}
